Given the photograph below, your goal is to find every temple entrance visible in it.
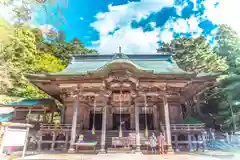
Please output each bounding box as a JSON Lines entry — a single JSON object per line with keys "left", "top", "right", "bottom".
{"left": 139, "top": 114, "right": 154, "bottom": 130}
{"left": 89, "top": 112, "right": 102, "bottom": 130}
{"left": 112, "top": 114, "right": 130, "bottom": 130}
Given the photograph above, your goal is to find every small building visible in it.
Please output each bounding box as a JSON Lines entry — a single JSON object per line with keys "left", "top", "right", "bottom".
{"left": 25, "top": 53, "right": 218, "bottom": 153}
{"left": 1, "top": 99, "right": 58, "bottom": 130}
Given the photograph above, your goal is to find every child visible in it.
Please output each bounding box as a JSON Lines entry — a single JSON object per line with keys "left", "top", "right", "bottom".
{"left": 78, "top": 134, "right": 84, "bottom": 143}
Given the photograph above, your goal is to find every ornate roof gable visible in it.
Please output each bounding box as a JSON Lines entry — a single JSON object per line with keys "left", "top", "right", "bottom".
{"left": 112, "top": 53, "right": 129, "bottom": 60}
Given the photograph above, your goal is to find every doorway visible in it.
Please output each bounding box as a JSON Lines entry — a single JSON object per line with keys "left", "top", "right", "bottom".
{"left": 139, "top": 114, "right": 154, "bottom": 130}
{"left": 112, "top": 114, "right": 130, "bottom": 130}
{"left": 89, "top": 112, "right": 102, "bottom": 130}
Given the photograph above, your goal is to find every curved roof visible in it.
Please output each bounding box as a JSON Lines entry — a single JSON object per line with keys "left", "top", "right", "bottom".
{"left": 49, "top": 53, "right": 193, "bottom": 76}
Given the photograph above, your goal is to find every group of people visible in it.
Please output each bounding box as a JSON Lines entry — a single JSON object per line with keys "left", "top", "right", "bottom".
{"left": 149, "top": 132, "right": 167, "bottom": 154}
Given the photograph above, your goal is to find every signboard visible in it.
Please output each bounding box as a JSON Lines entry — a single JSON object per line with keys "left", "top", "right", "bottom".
{"left": 2, "top": 128, "right": 27, "bottom": 146}
{"left": 112, "top": 93, "right": 131, "bottom": 102}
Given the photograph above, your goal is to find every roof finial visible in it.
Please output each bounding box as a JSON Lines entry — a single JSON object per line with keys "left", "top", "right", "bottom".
{"left": 119, "top": 46, "right": 122, "bottom": 54}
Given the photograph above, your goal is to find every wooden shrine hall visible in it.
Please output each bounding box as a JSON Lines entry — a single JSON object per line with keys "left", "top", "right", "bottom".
{"left": 26, "top": 53, "right": 218, "bottom": 153}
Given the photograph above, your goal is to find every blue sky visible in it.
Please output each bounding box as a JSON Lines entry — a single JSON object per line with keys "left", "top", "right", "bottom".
{"left": 1, "top": 0, "right": 240, "bottom": 54}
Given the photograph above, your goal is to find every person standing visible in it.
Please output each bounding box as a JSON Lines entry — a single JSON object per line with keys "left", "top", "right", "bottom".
{"left": 158, "top": 132, "right": 165, "bottom": 154}
{"left": 149, "top": 132, "right": 157, "bottom": 154}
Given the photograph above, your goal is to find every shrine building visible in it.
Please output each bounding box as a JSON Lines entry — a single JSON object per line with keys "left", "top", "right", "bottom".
{"left": 25, "top": 53, "right": 218, "bottom": 153}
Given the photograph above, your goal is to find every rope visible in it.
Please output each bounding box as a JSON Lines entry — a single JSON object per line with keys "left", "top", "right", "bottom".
{"left": 119, "top": 89, "right": 123, "bottom": 137}
{"left": 92, "top": 97, "right": 96, "bottom": 135}
{"left": 144, "top": 95, "right": 148, "bottom": 137}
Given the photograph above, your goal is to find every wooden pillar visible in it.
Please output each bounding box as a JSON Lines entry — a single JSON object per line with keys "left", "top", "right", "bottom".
{"left": 99, "top": 106, "right": 107, "bottom": 153}
{"left": 135, "top": 104, "right": 141, "bottom": 153}
{"left": 153, "top": 105, "right": 158, "bottom": 130}
{"left": 84, "top": 107, "right": 90, "bottom": 129}
{"left": 68, "top": 100, "right": 78, "bottom": 152}
{"left": 51, "top": 111, "right": 54, "bottom": 123}
{"left": 38, "top": 133, "right": 42, "bottom": 152}
{"left": 108, "top": 107, "right": 113, "bottom": 130}
{"left": 61, "top": 108, "right": 65, "bottom": 124}
{"left": 175, "top": 135, "right": 179, "bottom": 152}
{"left": 130, "top": 105, "right": 135, "bottom": 130}
{"left": 202, "top": 131, "right": 207, "bottom": 151}
{"left": 188, "top": 134, "right": 192, "bottom": 152}
{"left": 51, "top": 132, "right": 56, "bottom": 151}
{"left": 163, "top": 97, "right": 173, "bottom": 151}
{"left": 196, "top": 95, "right": 202, "bottom": 115}
{"left": 65, "top": 131, "right": 69, "bottom": 151}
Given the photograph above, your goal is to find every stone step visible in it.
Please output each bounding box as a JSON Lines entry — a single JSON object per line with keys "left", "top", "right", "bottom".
{"left": 107, "top": 147, "right": 133, "bottom": 154}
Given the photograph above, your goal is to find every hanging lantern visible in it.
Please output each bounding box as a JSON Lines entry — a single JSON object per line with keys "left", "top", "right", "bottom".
{"left": 144, "top": 125, "right": 148, "bottom": 137}
{"left": 92, "top": 125, "right": 95, "bottom": 135}
{"left": 119, "top": 125, "right": 122, "bottom": 137}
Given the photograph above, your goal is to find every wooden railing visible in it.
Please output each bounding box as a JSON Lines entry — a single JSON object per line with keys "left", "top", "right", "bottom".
{"left": 38, "top": 123, "right": 205, "bottom": 132}
{"left": 39, "top": 123, "right": 81, "bottom": 131}
{"left": 164, "top": 124, "right": 205, "bottom": 132}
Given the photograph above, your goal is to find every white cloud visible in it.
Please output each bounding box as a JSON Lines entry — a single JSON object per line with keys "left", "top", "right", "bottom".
{"left": 158, "top": 30, "right": 173, "bottom": 43}
{"left": 91, "top": 26, "right": 160, "bottom": 54}
{"left": 91, "top": 0, "right": 240, "bottom": 53}
{"left": 80, "top": 17, "right": 84, "bottom": 20}
{"left": 90, "top": 0, "right": 174, "bottom": 53}
{"left": 173, "top": 19, "right": 189, "bottom": 33}
{"left": 204, "top": 0, "right": 240, "bottom": 33}
{"left": 91, "top": 0, "right": 174, "bottom": 36}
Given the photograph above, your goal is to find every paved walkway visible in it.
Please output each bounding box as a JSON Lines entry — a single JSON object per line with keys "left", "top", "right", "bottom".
{"left": 15, "top": 153, "right": 237, "bottom": 160}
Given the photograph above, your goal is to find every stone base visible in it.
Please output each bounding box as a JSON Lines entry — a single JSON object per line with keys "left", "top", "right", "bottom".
{"left": 98, "top": 149, "right": 106, "bottom": 154}
{"left": 68, "top": 148, "right": 75, "bottom": 153}
{"left": 166, "top": 145, "right": 174, "bottom": 154}
{"left": 134, "top": 151, "right": 143, "bottom": 154}
{"left": 134, "top": 146, "right": 142, "bottom": 154}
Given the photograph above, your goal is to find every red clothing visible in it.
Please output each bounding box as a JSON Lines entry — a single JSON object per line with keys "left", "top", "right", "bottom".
{"left": 8, "top": 146, "right": 16, "bottom": 151}
{"left": 158, "top": 135, "right": 165, "bottom": 154}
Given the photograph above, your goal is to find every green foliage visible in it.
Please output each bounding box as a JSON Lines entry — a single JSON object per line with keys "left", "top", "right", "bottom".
{"left": 161, "top": 37, "right": 228, "bottom": 73}
{"left": 0, "top": 19, "right": 97, "bottom": 104}
{"left": 34, "top": 52, "right": 65, "bottom": 73}
{"left": 2, "top": 27, "right": 37, "bottom": 71}
{"left": 201, "top": 25, "right": 240, "bottom": 132}
{"left": 0, "top": 18, "right": 12, "bottom": 44}
{"left": 214, "top": 24, "right": 240, "bottom": 74}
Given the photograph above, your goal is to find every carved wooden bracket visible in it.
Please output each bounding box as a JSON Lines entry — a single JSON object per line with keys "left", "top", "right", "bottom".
{"left": 60, "top": 86, "right": 83, "bottom": 100}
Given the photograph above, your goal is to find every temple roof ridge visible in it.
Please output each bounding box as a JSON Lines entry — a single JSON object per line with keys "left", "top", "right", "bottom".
{"left": 112, "top": 52, "right": 129, "bottom": 60}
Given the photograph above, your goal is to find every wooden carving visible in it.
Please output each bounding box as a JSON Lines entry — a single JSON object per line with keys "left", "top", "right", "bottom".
{"left": 166, "top": 86, "right": 182, "bottom": 96}
{"left": 112, "top": 92, "right": 131, "bottom": 102}
{"left": 105, "top": 71, "right": 139, "bottom": 88}
{"left": 139, "top": 82, "right": 166, "bottom": 90}
{"left": 60, "top": 86, "right": 82, "bottom": 100}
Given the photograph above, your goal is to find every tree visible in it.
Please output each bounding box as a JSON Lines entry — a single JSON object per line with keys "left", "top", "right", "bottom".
{"left": 214, "top": 24, "right": 240, "bottom": 74}
{"left": 159, "top": 37, "right": 233, "bottom": 131}
{"left": 0, "top": 18, "right": 12, "bottom": 44}
{"left": 160, "top": 37, "right": 228, "bottom": 73}
{"left": 207, "top": 25, "right": 240, "bottom": 132}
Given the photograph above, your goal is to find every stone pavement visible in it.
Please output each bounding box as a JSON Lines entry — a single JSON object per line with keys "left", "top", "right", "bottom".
{"left": 15, "top": 153, "right": 227, "bottom": 160}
